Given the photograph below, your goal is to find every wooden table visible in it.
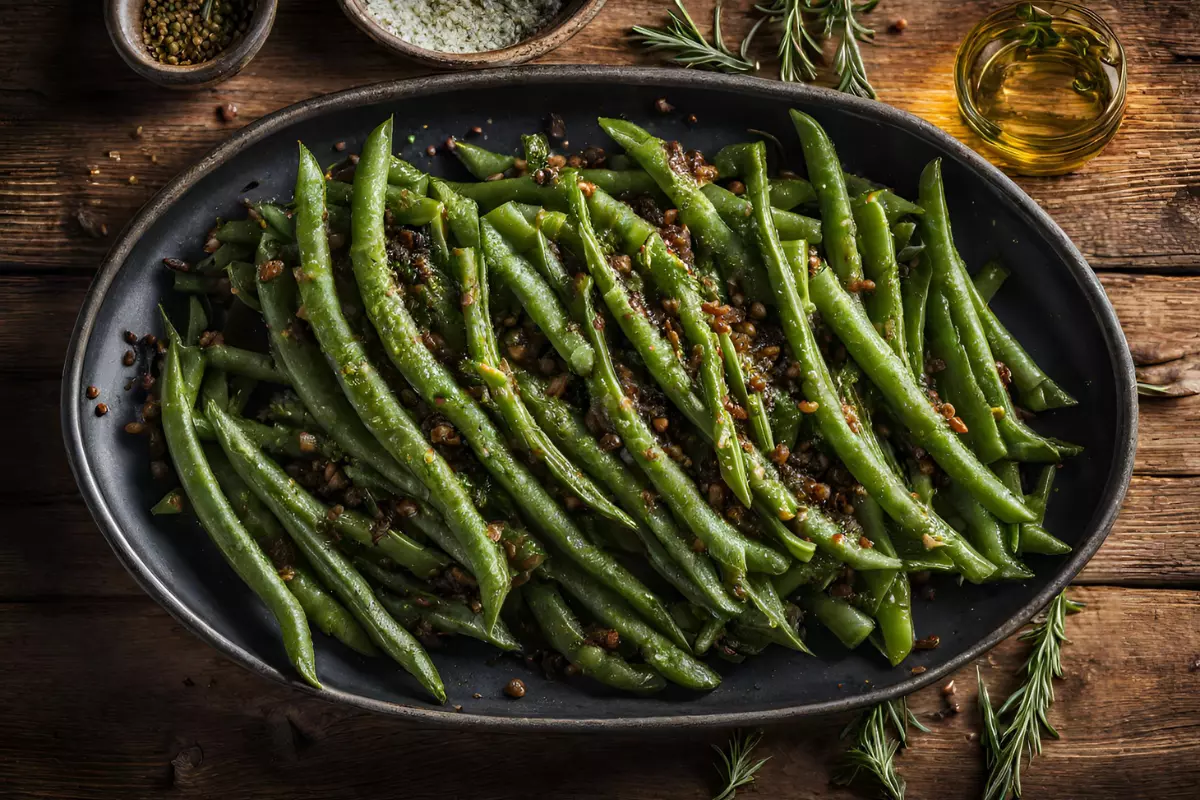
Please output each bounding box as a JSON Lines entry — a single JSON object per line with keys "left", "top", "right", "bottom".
{"left": 2, "top": 1, "right": 1198, "bottom": 797}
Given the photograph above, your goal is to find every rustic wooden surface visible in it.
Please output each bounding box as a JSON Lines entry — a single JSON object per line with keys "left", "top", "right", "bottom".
{"left": 2, "top": 0, "right": 1198, "bottom": 797}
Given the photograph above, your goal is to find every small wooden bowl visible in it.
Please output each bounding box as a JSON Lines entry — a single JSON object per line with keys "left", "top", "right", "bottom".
{"left": 105, "top": 0, "right": 278, "bottom": 89}
{"left": 336, "top": 0, "right": 607, "bottom": 69}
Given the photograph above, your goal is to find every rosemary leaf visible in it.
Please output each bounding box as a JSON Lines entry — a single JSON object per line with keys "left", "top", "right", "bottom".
{"left": 979, "top": 591, "right": 1084, "bottom": 800}
{"left": 632, "top": 0, "right": 760, "bottom": 75}
{"left": 712, "top": 729, "right": 770, "bottom": 800}
{"left": 833, "top": 697, "right": 924, "bottom": 799}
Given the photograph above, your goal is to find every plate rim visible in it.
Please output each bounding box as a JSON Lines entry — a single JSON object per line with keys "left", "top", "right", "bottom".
{"left": 61, "top": 65, "right": 1138, "bottom": 732}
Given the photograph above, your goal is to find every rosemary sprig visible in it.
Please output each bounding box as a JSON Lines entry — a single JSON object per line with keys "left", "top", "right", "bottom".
{"left": 818, "top": 0, "right": 880, "bottom": 98}
{"left": 755, "top": 0, "right": 823, "bottom": 82}
{"left": 832, "top": 697, "right": 926, "bottom": 799}
{"left": 712, "top": 729, "right": 770, "bottom": 800}
{"left": 632, "top": 0, "right": 762, "bottom": 75}
{"left": 979, "top": 591, "right": 1085, "bottom": 800}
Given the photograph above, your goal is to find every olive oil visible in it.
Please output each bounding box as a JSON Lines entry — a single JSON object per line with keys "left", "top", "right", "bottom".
{"left": 955, "top": 3, "right": 1126, "bottom": 175}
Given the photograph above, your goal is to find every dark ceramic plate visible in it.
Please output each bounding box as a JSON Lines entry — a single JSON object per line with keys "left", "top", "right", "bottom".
{"left": 62, "top": 67, "right": 1136, "bottom": 730}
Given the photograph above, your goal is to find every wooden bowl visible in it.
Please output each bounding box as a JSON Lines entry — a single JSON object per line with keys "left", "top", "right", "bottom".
{"left": 105, "top": 0, "right": 278, "bottom": 89}
{"left": 336, "top": 0, "right": 606, "bottom": 69}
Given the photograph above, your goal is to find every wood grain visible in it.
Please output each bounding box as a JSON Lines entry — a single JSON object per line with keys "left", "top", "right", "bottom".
{"left": 0, "top": 587, "right": 1194, "bottom": 799}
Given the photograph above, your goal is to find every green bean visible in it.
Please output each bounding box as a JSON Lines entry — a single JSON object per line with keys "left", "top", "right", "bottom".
{"left": 695, "top": 245, "right": 776, "bottom": 465}
{"left": 160, "top": 338, "right": 319, "bottom": 688}
{"left": 548, "top": 201, "right": 708, "bottom": 435}
{"left": 525, "top": 581, "right": 667, "bottom": 693}
{"left": 854, "top": 195, "right": 908, "bottom": 365}
{"left": 453, "top": 140, "right": 515, "bottom": 179}
{"left": 991, "top": 460, "right": 1024, "bottom": 552}
{"left": 458, "top": 242, "right": 632, "bottom": 529}
{"left": 207, "top": 404, "right": 445, "bottom": 702}
{"left": 1019, "top": 524, "right": 1072, "bottom": 555}
{"left": 215, "top": 219, "right": 264, "bottom": 246}
{"left": 529, "top": 188, "right": 810, "bottom": 544}
{"left": 203, "top": 344, "right": 289, "bottom": 384}
{"left": 731, "top": 142, "right": 935, "bottom": 574}
{"left": 599, "top": 118, "right": 768, "bottom": 296}
{"left": 225, "top": 260, "right": 260, "bottom": 311}
{"left": 853, "top": 494, "right": 899, "bottom": 614}
{"left": 769, "top": 387, "right": 804, "bottom": 452}
{"left": 292, "top": 137, "right": 510, "bottom": 634}
{"left": 395, "top": 208, "right": 466, "bottom": 360}
{"left": 769, "top": 177, "right": 818, "bottom": 209}
{"left": 774, "top": 551, "right": 843, "bottom": 597}
{"left": 962, "top": 259, "right": 1077, "bottom": 412}
{"left": 185, "top": 295, "right": 207, "bottom": 347}
{"left": 1020, "top": 465, "right": 1070, "bottom": 555}
{"left": 351, "top": 122, "right": 685, "bottom": 648}
{"left": 788, "top": 110, "right": 863, "bottom": 286}
{"left": 741, "top": 575, "right": 811, "bottom": 653}
{"left": 479, "top": 216, "right": 594, "bottom": 375}
{"left": 151, "top": 488, "right": 185, "bottom": 515}
{"left": 325, "top": 179, "right": 442, "bottom": 226}
{"left": 694, "top": 615, "right": 725, "bottom": 656}
{"left": 945, "top": 482, "right": 1033, "bottom": 580}
{"left": 388, "top": 157, "right": 430, "bottom": 194}
{"left": 355, "top": 559, "right": 521, "bottom": 651}
{"left": 173, "top": 271, "right": 228, "bottom": 295}
{"left": 926, "top": 290, "right": 1007, "bottom": 463}
{"left": 542, "top": 559, "right": 720, "bottom": 691}
{"left": 902, "top": 257, "right": 932, "bottom": 383}
{"left": 873, "top": 573, "right": 914, "bottom": 666}
{"left": 701, "top": 183, "right": 825, "bottom": 244}
{"left": 257, "top": 243, "right": 431, "bottom": 501}
{"left": 193, "top": 409, "right": 333, "bottom": 461}
{"left": 582, "top": 169, "right": 666, "bottom": 200}
{"left": 553, "top": 187, "right": 806, "bottom": 525}
{"left": 566, "top": 182, "right": 769, "bottom": 579}
{"left": 253, "top": 203, "right": 294, "bottom": 242}
{"left": 809, "top": 266, "right": 1034, "bottom": 524}
{"left": 919, "top": 160, "right": 1070, "bottom": 462}
{"left": 196, "top": 241, "right": 253, "bottom": 274}
{"left": 803, "top": 590, "right": 875, "bottom": 649}
{"left": 636, "top": 232, "right": 752, "bottom": 507}
{"left": 973, "top": 260, "right": 1009, "bottom": 304}
{"left": 200, "top": 366, "right": 229, "bottom": 410}
{"left": 208, "top": 414, "right": 445, "bottom": 577}
{"left": 517, "top": 371, "right": 744, "bottom": 618}
{"left": 209, "top": 448, "right": 377, "bottom": 656}
{"left": 229, "top": 374, "right": 257, "bottom": 415}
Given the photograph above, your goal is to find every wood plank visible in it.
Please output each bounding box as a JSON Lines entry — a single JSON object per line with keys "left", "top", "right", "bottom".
{"left": 0, "top": 0, "right": 1197, "bottom": 274}
{"left": 0, "top": 587, "right": 1193, "bottom": 799}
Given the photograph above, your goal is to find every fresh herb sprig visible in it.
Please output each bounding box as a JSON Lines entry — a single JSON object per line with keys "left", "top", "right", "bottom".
{"left": 755, "top": 0, "right": 822, "bottom": 82}
{"left": 979, "top": 591, "right": 1084, "bottom": 800}
{"left": 631, "top": 0, "right": 764, "bottom": 74}
{"left": 812, "top": 0, "right": 880, "bottom": 98}
{"left": 832, "top": 697, "right": 928, "bottom": 799}
{"left": 711, "top": 729, "right": 770, "bottom": 800}
{"left": 632, "top": 0, "right": 881, "bottom": 98}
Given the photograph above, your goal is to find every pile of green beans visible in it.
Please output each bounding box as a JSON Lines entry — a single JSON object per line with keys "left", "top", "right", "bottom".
{"left": 142, "top": 110, "right": 1079, "bottom": 702}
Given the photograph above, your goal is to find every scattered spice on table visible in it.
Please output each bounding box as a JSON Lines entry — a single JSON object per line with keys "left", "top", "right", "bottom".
{"left": 141, "top": 0, "right": 256, "bottom": 67}
{"left": 365, "top": 0, "right": 563, "bottom": 54}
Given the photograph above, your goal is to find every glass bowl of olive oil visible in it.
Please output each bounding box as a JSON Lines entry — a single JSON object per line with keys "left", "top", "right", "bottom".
{"left": 955, "top": 2, "right": 1126, "bottom": 176}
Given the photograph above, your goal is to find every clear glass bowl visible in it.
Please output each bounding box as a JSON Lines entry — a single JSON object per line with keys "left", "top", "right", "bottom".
{"left": 955, "top": 2, "right": 1126, "bottom": 176}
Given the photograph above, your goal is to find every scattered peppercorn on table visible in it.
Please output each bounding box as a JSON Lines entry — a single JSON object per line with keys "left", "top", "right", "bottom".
{"left": 3, "top": 1, "right": 1199, "bottom": 798}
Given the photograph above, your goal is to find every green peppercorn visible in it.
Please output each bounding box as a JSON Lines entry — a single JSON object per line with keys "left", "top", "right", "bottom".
{"left": 140, "top": 0, "right": 255, "bottom": 66}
